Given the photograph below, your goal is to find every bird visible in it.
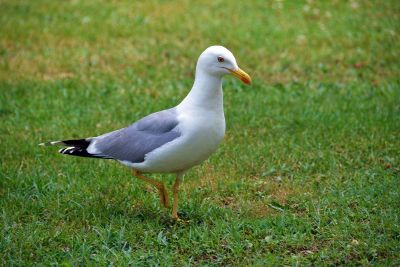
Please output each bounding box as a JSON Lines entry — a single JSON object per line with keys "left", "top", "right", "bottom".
{"left": 40, "top": 45, "right": 251, "bottom": 219}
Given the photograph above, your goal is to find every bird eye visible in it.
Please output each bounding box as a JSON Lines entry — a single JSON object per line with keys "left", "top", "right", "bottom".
{"left": 217, "top": 56, "right": 224, "bottom": 62}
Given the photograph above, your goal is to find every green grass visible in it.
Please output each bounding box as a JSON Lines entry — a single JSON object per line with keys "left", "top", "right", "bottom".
{"left": 1, "top": 0, "right": 399, "bottom": 265}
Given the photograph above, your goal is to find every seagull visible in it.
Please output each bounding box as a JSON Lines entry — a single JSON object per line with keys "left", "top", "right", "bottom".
{"left": 40, "top": 45, "right": 251, "bottom": 219}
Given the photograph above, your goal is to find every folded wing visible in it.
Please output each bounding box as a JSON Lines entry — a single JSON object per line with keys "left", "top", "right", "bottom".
{"left": 56, "top": 108, "right": 181, "bottom": 163}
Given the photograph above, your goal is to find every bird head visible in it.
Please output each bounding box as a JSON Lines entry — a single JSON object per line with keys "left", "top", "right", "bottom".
{"left": 196, "top": 45, "right": 252, "bottom": 85}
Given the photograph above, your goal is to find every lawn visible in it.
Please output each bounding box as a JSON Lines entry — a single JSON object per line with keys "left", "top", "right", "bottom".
{"left": 1, "top": 0, "right": 399, "bottom": 265}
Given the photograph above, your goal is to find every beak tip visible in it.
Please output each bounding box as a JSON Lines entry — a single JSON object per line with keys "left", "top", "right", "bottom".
{"left": 243, "top": 78, "right": 252, "bottom": 85}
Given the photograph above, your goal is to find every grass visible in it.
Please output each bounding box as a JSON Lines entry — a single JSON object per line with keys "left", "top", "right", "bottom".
{"left": 1, "top": 0, "right": 399, "bottom": 265}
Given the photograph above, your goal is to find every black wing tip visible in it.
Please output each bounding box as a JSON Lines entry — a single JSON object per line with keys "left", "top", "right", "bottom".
{"left": 59, "top": 146, "right": 112, "bottom": 159}
{"left": 60, "top": 139, "right": 91, "bottom": 148}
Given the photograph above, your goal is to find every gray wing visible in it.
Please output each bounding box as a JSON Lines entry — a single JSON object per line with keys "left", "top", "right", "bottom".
{"left": 92, "top": 108, "right": 181, "bottom": 163}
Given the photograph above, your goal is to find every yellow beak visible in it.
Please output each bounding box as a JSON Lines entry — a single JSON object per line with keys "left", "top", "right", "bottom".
{"left": 228, "top": 67, "right": 252, "bottom": 85}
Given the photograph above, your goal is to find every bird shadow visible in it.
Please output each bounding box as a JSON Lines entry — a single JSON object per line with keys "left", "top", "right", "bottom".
{"left": 81, "top": 188, "right": 217, "bottom": 228}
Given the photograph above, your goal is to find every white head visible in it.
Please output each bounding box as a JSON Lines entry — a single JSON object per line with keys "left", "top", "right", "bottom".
{"left": 196, "top": 45, "right": 251, "bottom": 85}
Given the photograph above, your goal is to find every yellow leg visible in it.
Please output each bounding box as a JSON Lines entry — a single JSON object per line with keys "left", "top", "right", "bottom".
{"left": 132, "top": 169, "right": 169, "bottom": 208}
{"left": 172, "top": 173, "right": 183, "bottom": 219}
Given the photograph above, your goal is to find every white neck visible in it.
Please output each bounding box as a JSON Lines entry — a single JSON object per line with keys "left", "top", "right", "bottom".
{"left": 179, "top": 69, "right": 224, "bottom": 113}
